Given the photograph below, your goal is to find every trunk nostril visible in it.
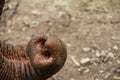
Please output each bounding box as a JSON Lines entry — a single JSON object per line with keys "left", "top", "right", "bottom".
{"left": 42, "top": 50, "right": 51, "bottom": 59}
{"left": 39, "top": 39, "right": 46, "bottom": 46}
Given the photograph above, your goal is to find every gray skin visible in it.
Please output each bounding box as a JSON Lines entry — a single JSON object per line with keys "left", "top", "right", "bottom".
{"left": 0, "top": 33, "right": 67, "bottom": 80}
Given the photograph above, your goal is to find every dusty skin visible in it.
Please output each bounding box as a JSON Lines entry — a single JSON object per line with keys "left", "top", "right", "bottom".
{"left": 0, "top": 0, "right": 120, "bottom": 80}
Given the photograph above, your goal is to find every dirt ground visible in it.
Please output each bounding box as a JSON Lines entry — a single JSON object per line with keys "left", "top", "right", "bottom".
{"left": 0, "top": 0, "right": 120, "bottom": 80}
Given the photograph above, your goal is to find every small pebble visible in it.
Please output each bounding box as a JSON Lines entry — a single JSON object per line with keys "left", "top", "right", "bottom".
{"left": 66, "top": 43, "right": 71, "bottom": 47}
{"left": 26, "top": 37, "right": 31, "bottom": 41}
{"left": 108, "top": 52, "right": 114, "bottom": 58}
{"left": 83, "top": 68, "right": 90, "bottom": 73}
{"left": 95, "top": 50, "right": 101, "bottom": 57}
{"left": 71, "top": 55, "right": 80, "bottom": 66}
{"left": 31, "top": 10, "right": 41, "bottom": 15}
{"left": 101, "top": 50, "right": 107, "bottom": 56}
{"left": 99, "top": 70, "right": 104, "bottom": 73}
{"left": 80, "top": 57, "right": 91, "bottom": 66}
{"left": 113, "top": 76, "right": 120, "bottom": 80}
{"left": 83, "top": 47, "right": 91, "bottom": 52}
{"left": 70, "top": 78, "right": 75, "bottom": 80}
{"left": 22, "top": 27, "right": 27, "bottom": 31}
{"left": 7, "top": 29, "right": 12, "bottom": 33}
{"left": 117, "top": 60, "right": 120, "bottom": 64}
{"left": 0, "top": 32, "right": 4, "bottom": 35}
{"left": 112, "top": 45, "right": 118, "bottom": 50}
{"left": 112, "top": 36, "right": 118, "bottom": 40}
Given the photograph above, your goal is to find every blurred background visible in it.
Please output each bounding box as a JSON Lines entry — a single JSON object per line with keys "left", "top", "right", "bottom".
{"left": 0, "top": 0, "right": 120, "bottom": 80}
